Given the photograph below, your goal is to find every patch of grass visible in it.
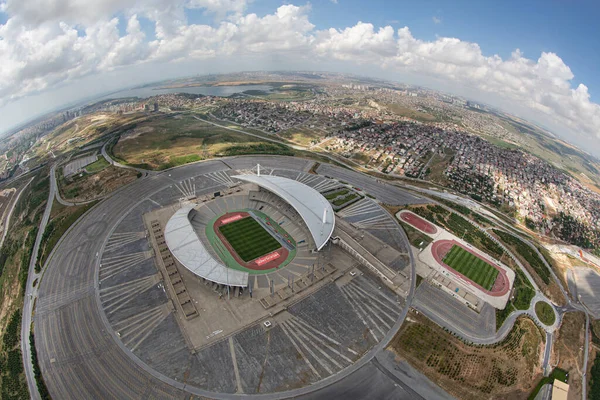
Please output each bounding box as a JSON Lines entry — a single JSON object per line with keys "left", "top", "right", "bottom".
{"left": 158, "top": 154, "right": 202, "bottom": 170}
{"left": 219, "top": 217, "right": 281, "bottom": 262}
{"left": 324, "top": 189, "right": 349, "bottom": 200}
{"left": 85, "top": 155, "right": 110, "bottom": 173}
{"left": 496, "top": 268, "right": 535, "bottom": 328}
{"left": 534, "top": 301, "right": 556, "bottom": 326}
{"left": 527, "top": 367, "right": 568, "bottom": 399}
{"left": 221, "top": 142, "right": 294, "bottom": 157}
{"left": 443, "top": 245, "right": 499, "bottom": 290}
{"left": 589, "top": 352, "right": 600, "bottom": 400}
{"left": 29, "top": 332, "right": 51, "bottom": 399}
{"left": 399, "top": 221, "right": 432, "bottom": 249}
{"left": 332, "top": 193, "right": 358, "bottom": 206}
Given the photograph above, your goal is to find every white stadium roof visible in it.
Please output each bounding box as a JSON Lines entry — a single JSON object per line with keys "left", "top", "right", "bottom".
{"left": 233, "top": 174, "right": 335, "bottom": 250}
{"left": 164, "top": 206, "right": 249, "bottom": 287}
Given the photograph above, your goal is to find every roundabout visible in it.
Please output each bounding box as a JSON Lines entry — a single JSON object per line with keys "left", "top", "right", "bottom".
{"left": 33, "top": 156, "right": 421, "bottom": 399}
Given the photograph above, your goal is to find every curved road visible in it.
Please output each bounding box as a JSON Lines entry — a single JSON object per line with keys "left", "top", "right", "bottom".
{"left": 21, "top": 164, "right": 57, "bottom": 400}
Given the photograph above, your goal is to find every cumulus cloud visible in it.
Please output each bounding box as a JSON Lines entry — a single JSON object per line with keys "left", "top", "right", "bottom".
{"left": 432, "top": 16, "right": 441, "bottom": 24}
{"left": 1, "top": 0, "right": 600, "bottom": 145}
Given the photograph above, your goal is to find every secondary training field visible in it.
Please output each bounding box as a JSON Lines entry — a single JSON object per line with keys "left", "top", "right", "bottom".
{"left": 442, "top": 244, "right": 499, "bottom": 291}
{"left": 219, "top": 216, "right": 281, "bottom": 262}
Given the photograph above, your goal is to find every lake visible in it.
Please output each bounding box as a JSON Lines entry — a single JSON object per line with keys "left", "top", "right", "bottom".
{"left": 103, "top": 84, "right": 273, "bottom": 100}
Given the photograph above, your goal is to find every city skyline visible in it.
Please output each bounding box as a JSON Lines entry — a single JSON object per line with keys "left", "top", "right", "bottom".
{"left": 1, "top": 0, "right": 600, "bottom": 155}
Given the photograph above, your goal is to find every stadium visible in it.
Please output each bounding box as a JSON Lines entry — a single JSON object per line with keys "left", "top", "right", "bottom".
{"left": 37, "top": 157, "right": 418, "bottom": 398}
{"left": 162, "top": 170, "right": 335, "bottom": 294}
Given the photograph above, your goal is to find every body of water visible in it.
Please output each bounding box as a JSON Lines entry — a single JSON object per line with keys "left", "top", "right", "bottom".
{"left": 104, "top": 84, "right": 273, "bottom": 100}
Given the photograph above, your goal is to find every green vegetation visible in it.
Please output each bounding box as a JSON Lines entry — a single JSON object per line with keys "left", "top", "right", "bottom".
{"left": 496, "top": 268, "right": 535, "bottom": 328}
{"left": 158, "top": 154, "right": 202, "bottom": 170}
{"left": 29, "top": 333, "right": 51, "bottom": 400}
{"left": 390, "top": 314, "right": 542, "bottom": 398}
{"left": 534, "top": 301, "right": 556, "bottom": 326}
{"left": 493, "top": 229, "right": 551, "bottom": 285}
{"left": 590, "top": 353, "right": 600, "bottom": 400}
{"left": 36, "top": 201, "right": 98, "bottom": 272}
{"left": 433, "top": 197, "right": 493, "bottom": 226}
{"left": 0, "top": 310, "right": 27, "bottom": 399}
{"left": 332, "top": 193, "right": 358, "bottom": 206}
{"left": 0, "top": 170, "right": 50, "bottom": 399}
{"left": 221, "top": 142, "right": 294, "bottom": 157}
{"left": 410, "top": 205, "right": 505, "bottom": 260}
{"left": 399, "top": 221, "right": 432, "bottom": 249}
{"left": 443, "top": 245, "right": 499, "bottom": 290}
{"left": 415, "top": 275, "right": 423, "bottom": 288}
{"left": 527, "top": 367, "right": 568, "bottom": 400}
{"left": 324, "top": 189, "right": 349, "bottom": 200}
{"left": 219, "top": 217, "right": 281, "bottom": 262}
{"left": 85, "top": 155, "right": 110, "bottom": 173}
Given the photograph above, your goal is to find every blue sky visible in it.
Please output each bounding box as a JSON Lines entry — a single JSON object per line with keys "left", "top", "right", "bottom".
{"left": 1, "top": 0, "right": 600, "bottom": 154}
{"left": 225, "top": 0, "right": 600, "bottom": 102}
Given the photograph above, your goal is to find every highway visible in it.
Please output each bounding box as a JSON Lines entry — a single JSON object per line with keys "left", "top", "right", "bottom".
{"left": 21, "top": 164, "right": 57, "bottom": 400}
{"left": 0, "top": 177, "right": 33, "bottom": 248}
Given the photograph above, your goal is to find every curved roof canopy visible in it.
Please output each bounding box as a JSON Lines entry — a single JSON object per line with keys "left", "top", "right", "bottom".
{"left": 233, "top": 174, "right": 335, "bottom": 250}
{"left": 164, "top": 206, "right": 248, "bottom": 287}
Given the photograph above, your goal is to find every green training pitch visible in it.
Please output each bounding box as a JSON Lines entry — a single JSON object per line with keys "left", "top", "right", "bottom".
{"left": 442, "top": 245, "right": 499, "bottom": 291}
{"left": 219, "top": 217, "right": 281, "bottom": 262}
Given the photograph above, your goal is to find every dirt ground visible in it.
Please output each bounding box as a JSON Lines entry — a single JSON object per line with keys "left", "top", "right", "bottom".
{"left": 113, "top": 114, "right": 263, "bottom": 169}
{"left": 552, "top": 311, "right": 586, "bottom": 400}
{"left": 60, "top": 166, "right": 138, "bottom": 202}
{"left": 388, "top": 311, "right": 544, "bottom": 400}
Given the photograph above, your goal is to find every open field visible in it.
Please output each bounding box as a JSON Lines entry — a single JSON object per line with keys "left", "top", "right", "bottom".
{"left": 443, "top": 245, "right": 499, "bottom": 290}
{"left": 383, "top": 103, "right": 439, "bottom": 122}
{"left": 30, "top": 113, "right": 149, "bottom": 163}
{"left": 398, "top": 221, "right": 433, "bottom": 249}
{"left": 219, "top": 217, "right": 281, "bottom": 262}
{"left": 534, "top": 301, "right": 555, "bottom": 326}
{"left": 389, "top": 311, "right": 543, "bottom": 399}
{"left": 552, "top": 312, "right": 586, "bottom": 399}
{"left": 85, "top": 155, "right": 110, "bottom": 173}
{"left": 496, "top": 268, "right": 536, "bottom": 328}
{"left": 59, "top": 165, "right": 138, "bottom": 202}
{"left": 113, "top": 114, "right": 269, "bottom": 169}
{"left": 277, "top": 126, "right": 325, "bottom": 146}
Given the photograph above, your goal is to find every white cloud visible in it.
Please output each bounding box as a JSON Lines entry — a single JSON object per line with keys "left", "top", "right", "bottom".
{"left": 1, "top": 0, "right": 600, "bottom": 149}
{"left": 432, "top": 16, "right": 441, "bottom": 24}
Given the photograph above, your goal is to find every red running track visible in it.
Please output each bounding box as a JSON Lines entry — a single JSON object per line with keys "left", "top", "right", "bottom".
{"left": 399, "top": 211, "right": 438, "bottom": 234}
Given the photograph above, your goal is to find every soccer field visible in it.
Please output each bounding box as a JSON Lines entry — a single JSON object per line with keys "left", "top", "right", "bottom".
{"left": 442, "top": 245, "right": 499, "bottom": 290}
{"left": 219, "top": 217, "right": 281, "bottom": 262}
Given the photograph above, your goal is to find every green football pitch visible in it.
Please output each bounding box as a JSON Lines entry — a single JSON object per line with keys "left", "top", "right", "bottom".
{"left": 219, "top": 217, "right": 281, "bottom": 262}
{"left": 442, "top": 245, "right": 499, "bottom": 291}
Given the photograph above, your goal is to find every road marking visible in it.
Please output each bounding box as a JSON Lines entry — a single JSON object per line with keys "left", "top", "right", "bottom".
{"left": 229, "top": 337, "right": 244, "bottom": 394}
{"left": 280, "top": 323, "right": 321, "bottom": 379}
